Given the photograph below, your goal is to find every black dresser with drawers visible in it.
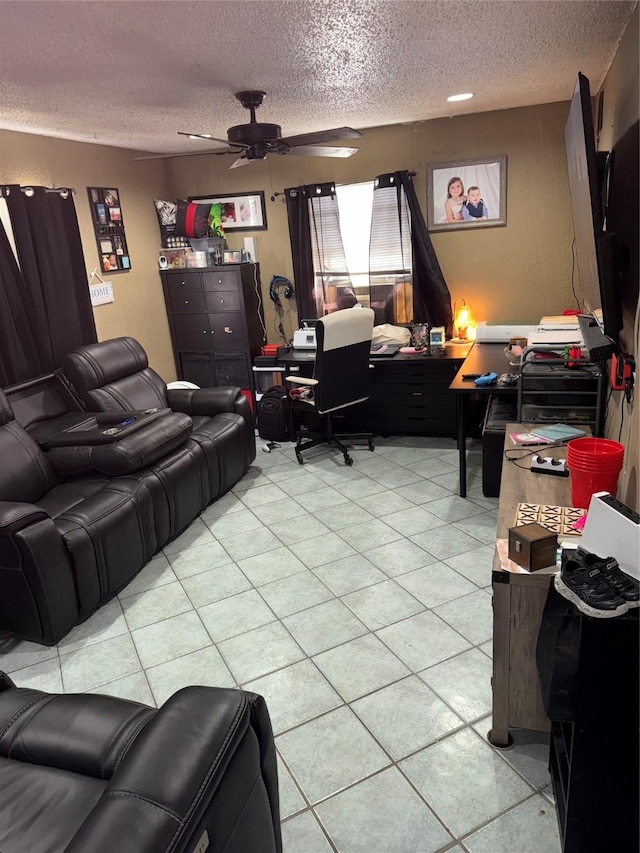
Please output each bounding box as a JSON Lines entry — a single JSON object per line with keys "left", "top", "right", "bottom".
{"left": 160, "top": 264, "right": 265, "bottom": 393}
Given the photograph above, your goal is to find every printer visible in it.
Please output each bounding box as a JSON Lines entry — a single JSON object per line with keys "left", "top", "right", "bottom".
{"left": 293, "top": 321, "right": 317, "bottom": 350}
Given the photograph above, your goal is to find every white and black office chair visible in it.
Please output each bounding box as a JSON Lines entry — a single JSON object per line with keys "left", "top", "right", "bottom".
{"left": 287, "top": 306, "right": 375, "bottom": 466}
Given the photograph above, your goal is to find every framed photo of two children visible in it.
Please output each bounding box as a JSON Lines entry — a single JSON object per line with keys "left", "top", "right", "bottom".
{"left": 427, "top": 156, "right": 507, "bottom": 231}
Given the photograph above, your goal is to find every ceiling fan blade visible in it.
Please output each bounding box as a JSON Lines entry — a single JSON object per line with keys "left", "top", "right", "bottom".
{"left": 178, "top": 131, "right": 250, "bottom": 149}
{"left": 280, "top": 127, "right": 362, "bottom": 147}
{"left": 134, "top": 147, "right": 241, "bottom": 161}
{"left": 287, "top": 145, "right": 359, "bottom": 158}
{"left": 229, "top": 155, "right": 254, "bottom": 169}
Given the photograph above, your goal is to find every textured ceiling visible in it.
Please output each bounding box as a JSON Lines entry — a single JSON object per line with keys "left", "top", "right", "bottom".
{"left": 0, "top": 0, "right": 636, "bottom": 155}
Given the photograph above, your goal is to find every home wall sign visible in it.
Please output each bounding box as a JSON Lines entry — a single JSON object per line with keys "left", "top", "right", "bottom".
{"left": 87, "top": 187, "right": 131, "bottom": 272}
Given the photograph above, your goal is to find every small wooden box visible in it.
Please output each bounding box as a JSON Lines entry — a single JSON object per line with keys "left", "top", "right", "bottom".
{"left": 508, "top": 522, "right": 558, "bottom": 572}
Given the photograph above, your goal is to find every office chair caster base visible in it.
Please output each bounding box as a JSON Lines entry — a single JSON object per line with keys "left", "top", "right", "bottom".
{"left": 344, "top": 454, "right": 353, "bottom": 466}
{"left": 368, "top": 438, "right": 375, "bottom": 452}
{"left": 295, "top": 451, "right": 304, "bottom": 465}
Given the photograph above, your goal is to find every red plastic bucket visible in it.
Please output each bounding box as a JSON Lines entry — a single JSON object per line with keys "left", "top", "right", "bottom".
{"left": 566, "top": 437, "right": 624, "bottom": 508}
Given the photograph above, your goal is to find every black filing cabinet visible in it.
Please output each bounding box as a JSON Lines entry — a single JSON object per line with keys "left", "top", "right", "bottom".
{"left": 160, "top": 264, "right": 265, "bottom": 391}
{"left": 374, "top": 353, "right": 465, "bottom": 435}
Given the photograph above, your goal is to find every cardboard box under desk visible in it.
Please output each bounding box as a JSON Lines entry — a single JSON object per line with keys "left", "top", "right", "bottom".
{"left": 508, "top": 522, "right": 558, "bottom": 572}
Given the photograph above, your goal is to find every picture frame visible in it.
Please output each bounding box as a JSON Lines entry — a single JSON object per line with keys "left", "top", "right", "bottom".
{"left": 188, "top": 191, "right": 267, "bottom": 232}
{"left": 87, "top": 186, "right": 131, "bottom": 273}
{"left": 427, "top": 156, "right": 507, "bottom": 231}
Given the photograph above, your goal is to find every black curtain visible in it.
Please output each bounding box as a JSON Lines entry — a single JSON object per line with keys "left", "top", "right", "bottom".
{"left": 0, "top": 221, "right": 47, "bottom": 386}
{"left": 285, "top": 182, "right": 350, "bottom": 322}
{"left": 1, "top": 185, "right": 97, "bottom": 385}
{"left": 285, "top": 185, "right": 315, "bottom": 324}
{"left": 374, "top": 171, "right": 453, "bottom": 336}
{"left": 403, "top": 171, "right": 454, "bottom": 335}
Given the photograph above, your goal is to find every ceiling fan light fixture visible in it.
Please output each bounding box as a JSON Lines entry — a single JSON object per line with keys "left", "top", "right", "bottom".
{"left": 168, "top": 91, "right": 363, "bottom": 168}
{"left": 447, "top": 92, "right": 474, "bottom": 102}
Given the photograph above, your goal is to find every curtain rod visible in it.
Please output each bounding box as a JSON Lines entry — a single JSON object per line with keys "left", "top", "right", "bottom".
{"left": 1, "top": 185, "right": 76, "bottom": 198}
{"left": 270, "top": 171, "right": 417, "bottom": 200}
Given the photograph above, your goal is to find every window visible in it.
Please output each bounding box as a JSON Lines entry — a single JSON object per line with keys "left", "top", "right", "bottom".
{"left": 309, "top": 180, "right": 413, "bottom": 323}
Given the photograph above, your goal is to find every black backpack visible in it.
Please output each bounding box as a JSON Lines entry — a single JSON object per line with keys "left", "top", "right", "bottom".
{"left": 258, "top": 385, "right": 293, "bottom": 442}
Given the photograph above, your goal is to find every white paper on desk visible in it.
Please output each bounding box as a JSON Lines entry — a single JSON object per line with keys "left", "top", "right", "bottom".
{"left": 496, "top": 538, "right": 559, "bottom": 575}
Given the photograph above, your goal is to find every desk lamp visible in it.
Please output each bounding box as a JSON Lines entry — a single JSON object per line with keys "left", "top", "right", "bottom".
{"left": 451, "top": 299, "right": 477, "bottom": 343}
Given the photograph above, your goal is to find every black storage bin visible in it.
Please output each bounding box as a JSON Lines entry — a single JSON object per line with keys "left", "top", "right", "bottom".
{"left": 482, "top": 394, "right": 517, "bottom": 497}
{"left": 536, "top": 584, "right": 639, "bottom": 853}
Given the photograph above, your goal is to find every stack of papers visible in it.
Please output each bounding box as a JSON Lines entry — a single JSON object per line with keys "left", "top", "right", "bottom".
{"left": 539, "top": 315, "right": 580, "bottom": 329}
{"left": 528, "top": 328, "right": 583, "bottom": 346}
{"left": 528, "top": 314, "right": 583, "bottom": 347}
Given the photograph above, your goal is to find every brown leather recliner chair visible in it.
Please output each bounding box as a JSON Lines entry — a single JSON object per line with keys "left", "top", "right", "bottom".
{"left": 0, "top": 672, "right": 282, "bottom": 853}
{"left": 62, "top": 337, "right": 256, "bottom": 498}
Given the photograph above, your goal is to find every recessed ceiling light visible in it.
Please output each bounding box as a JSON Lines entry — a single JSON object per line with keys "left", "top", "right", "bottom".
{"left": 447, "top": 93, "right": 474, "bottom": 102}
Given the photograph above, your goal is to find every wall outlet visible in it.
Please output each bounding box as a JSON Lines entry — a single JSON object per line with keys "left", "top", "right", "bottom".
{"left": 530, "top": 455, "right": 568, "bottom": 476}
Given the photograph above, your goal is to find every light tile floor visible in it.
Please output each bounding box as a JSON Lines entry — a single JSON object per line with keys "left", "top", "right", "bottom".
{"left": 0, "top": 435, "right": 561, "bottom": 853}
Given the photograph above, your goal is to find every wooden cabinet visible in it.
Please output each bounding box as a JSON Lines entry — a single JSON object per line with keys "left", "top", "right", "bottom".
{"left": 160, "top": 264, "right": 265, "bottom": 391}
{"left": 489, "top": 422, "right": 592, "bottom": 749}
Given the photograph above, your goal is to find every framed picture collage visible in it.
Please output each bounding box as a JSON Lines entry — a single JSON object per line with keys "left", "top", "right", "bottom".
{"left": 87, "top": 186, "right": 131, "bottom": 273}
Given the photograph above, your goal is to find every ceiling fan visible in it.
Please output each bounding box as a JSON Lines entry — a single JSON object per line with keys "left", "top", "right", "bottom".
{"left": 136, "top": 90, "right": 362, "bottom": 167}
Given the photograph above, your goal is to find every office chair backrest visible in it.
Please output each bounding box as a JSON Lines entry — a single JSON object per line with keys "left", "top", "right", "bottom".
{"left": 314, "top": 307, "right": 375, "bottom": 414}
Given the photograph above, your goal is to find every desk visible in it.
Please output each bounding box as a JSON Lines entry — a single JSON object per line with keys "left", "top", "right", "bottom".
{"left": 489, "top": 423, "right": 590, "bottom": 748}
{"left": 278, "top": 345, "right": 472, "bottom": 436}
{"left": 449, "top": 343, "right": 516, "bottom": 497}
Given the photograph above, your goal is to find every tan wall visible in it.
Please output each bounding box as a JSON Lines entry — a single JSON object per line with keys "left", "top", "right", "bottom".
{"left": 0, "top": 132, "right": 177, "bottom": 381}
{"left": 597, "top": 5, "right": 639, "bottom": 511}
{"left": 0, "top": 99, "right": 578, "bottom": 373}
{"left": 165, "top": 100, "right": 575, "bottom": 344}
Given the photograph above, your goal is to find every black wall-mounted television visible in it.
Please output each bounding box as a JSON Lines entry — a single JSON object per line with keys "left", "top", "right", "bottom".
{"left": 564, "top": 72, "right": 622, "bottom": 343}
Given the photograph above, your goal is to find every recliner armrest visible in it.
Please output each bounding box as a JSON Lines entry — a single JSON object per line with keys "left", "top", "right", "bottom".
{"left": 0, "top": 502, "right": 79, "bottom": 644}
{"left": 45, "top": 414, "right": 193, "bottom": 477}
{"left": 167, "top": 386, "right": 243, "bottom": 416}
{"left": 0, "top": 501, "right": 49, "bottom": 536}
{"left": 0, "top": 687, "right": 155, "bottom": 778}
{"left": 63, "top": 687, "right": 282, "bottom": 853}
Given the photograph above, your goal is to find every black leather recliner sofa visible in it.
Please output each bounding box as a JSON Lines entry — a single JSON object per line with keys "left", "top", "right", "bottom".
{"left": 62, "top": 337, "right": 256, "bottom": 496}
{"left": 0, "top": 338, "right": 257, "bottom": 645}
{"left": 0, "top": 388, "right": 164, "bottom": 644}
{"left": 0, "top": 671, "right": 282, "bottom": 853}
